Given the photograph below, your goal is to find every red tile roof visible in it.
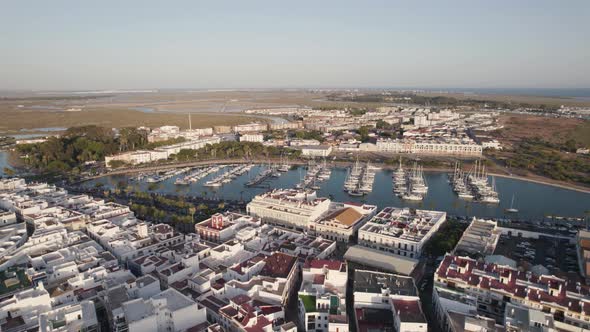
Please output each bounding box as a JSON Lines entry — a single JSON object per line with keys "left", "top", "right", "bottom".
{"left": 304, "top": 259, "right": 344, "bottom": 271}
{"left": 436, "top": 255, "right": 590, "bottom": 316}
{"left": 260, "top": 252, "right": 297, "bottom": 278}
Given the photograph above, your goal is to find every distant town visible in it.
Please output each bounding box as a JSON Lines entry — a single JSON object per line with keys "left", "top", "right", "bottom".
{"left": 0, "top": 90, "right": 589, "bottom": 332}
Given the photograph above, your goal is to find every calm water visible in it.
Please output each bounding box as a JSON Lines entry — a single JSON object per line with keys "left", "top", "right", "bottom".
{"left": 19, "top": 127, "right": 67, "bottom": 133}
{"left": 0, "top": 151, "right": 10, "bottom": 176}
{"left": 80, "top": 166, "right": 590, "bottom": 220}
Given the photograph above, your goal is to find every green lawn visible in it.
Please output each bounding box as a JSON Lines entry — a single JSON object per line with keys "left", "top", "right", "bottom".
{"left": 299, "top": 294, "right": 317, "bottom": 312}
{"left": 0, "top": 268, "right": 32, "bottom": 295}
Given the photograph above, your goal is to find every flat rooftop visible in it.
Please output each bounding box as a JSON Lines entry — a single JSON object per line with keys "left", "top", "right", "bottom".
{"left": 392, "top": 299, "right": 426, "bottom": 323}
{"left": 319, "top": 207, "right": 363, "bottom": 227}
{"left": 345, "top": 245, "right": 418, "bottom": 276}
{"left": 354, "top": 269, "right": 417, "bottom": 296}
{"left": 454, "top": 219, "right": 500, "bottom": 257}
{"left": 360, "top": 207, "right": 446, "bottom": 243}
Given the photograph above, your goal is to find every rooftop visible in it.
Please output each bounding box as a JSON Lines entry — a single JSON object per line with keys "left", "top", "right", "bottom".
{"left": 436, "top": 255, "right": 590, "bottom": 317}
{"left": 345, "top": 245, "right": 418, "bottom": 276}
{"left": 391, "top": 299, "right": 426, "bottom": 323}
{"left": 260, "top": 252, "right": 297, "bottom": 278}
{"left": 319, "top": 207, "right": 363, "bottom": 227}
{"left": 360, "top": 207, "right": 446, "bottom": 243}
{"left": 354, "top": 269, "right": 417, "bottom": 296}
{"left": 454, "top": 218, "right": 500, "bottom": 257}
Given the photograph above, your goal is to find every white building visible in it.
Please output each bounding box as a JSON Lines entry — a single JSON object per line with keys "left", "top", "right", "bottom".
{"left": 358, "top": 207, "right": 446, "bottom": 259}
{"left": 298, "top": 259, "right": 348, "bottom": 332}
{"left": 105, "top": 150, "right": 167, "bottom": 167}
{"left": 38, "top": 301, "right": 98, "bottom": 332}
{"left": 309, "top": 202, "right": 377, "bottom": 242}
{"left": 0, "top": 283, "right": 52, "bottom": 331}
{"left": 239, "top": 133, "right": 264, "bottom": 143}
{"left": 195, "top": 212, "right": 259, "bottom": 243}
{"left": 0, "top": 178, "right": 26, "bottom": 191}
{"left": 247, "top": 189, "right": 331, "bottom": 230}
{"left": 353, "top": 270, "right": 427, "bottom": 332}
{"left": 434, "top": 255, "right": 590, "bottom": 332}
{"left": 290, "top": 139, "right": 321, "bottom": 147}
{"left": 120, "top": 288, "right": 207, "bottom": 332}
{"left": 105, "top": 136, "right": 221, "bottom": 167}
{"left": 147, "top": 125, "right": 180, "bottom": 143}
{"left": 376, "top": 139, "right": 483, "bottom": 156}
{"left": 233, "top": 123, "right": 268, "bottom": 133}
{"left": 301, "top": 146, "right": 333, "bottom": 158}
{"left": 0, "top": 210, "right": 17, "bottom": 225}
{"left": 154, "top": 136, "right": 221, "bottom": 158}
{"left": 481, "top": 139, "right": 502, "bottom": 150}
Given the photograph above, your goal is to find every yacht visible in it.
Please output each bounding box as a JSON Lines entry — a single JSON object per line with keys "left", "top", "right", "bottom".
{"left": 505, "top": 194, "right": 519, "bottom": 213}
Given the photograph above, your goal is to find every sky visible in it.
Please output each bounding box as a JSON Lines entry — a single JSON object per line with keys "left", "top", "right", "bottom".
{"left": 1, "top": 0, "right": 589, "bottom": 90}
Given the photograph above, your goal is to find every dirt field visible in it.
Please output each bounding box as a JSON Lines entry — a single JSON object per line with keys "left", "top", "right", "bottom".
{"left": 0, "top": 106, "right": 263, "bottom": 133}
{"left": 494, "top": 114, "right": 589, "bottom": 146}
{"left": 2, "top": 90, "right": 589, "bottom": 138}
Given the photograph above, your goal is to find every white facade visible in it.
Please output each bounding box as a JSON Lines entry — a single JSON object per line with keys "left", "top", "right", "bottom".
{"left": 239, "top": 133, "right": 264, "bottom": 143}
{"left": 298, "top": 260, "right": 348, "bottom": 332}
{"left": 0, "top": 283, "right": 52, "bottom": 330}
{"left": 358, "top": 207, "right": 446, "bottom": 259}
{"left": 105, "top": 136, "right": 221, "bottom": 167}
{"left": 122, "top": 289, "right": 207, "bottom": 332}
{"left": 301, "top": 146, "right": 333, "bottom": 157}
{"left": 247, "top": 189, "right": 331, "bottom": 230}
{"left": 376, "top": 139, "right": 482, "bottom": 156}
{"left": 0, "top": 210, "right": 17, "bottom": 225}
{"left": 309, "top": 203, "right": 377, "bottom": 242}
{"left": 232, "top": 123, "right": 268, "bottom": 133}
{"left": 38, "top": 301, "right": 98, "bottom": 332}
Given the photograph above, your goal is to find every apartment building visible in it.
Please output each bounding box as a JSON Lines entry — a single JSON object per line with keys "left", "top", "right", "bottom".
{"left": 38, "top": 301, "right": 98, "bottom": 332}
{"left": 247, "top": 189, "right": 331, "bottom": 231}
{"left": 308, "top": 202, "right": 377, "bottom": 242}
{"left": 118, "top": 288, "right": 207, "bottom": 332}
{"left": 358, "top": 207, "right": 446, "bottom": 259}
{"left": 298, "top": 259, "right": 348, "bottom": 332}
{"left": 353, "top": 270, "right": 427, "bottom": 332}
{"left": 233, "top": 123, "right": 268, "bottom": 133}
{"left": 195, "top": 212, "right": 259, "bottom": 243}
{"left": 105, "top": 136, "right": 221, "bottom": 167}
{"left": 301, "top": 146, "right": 333, "bottom": 158}
{"left": 239, "top": 133, "right": 264, "bottom": 143}
{"left": 434, "top": 254, "right": 590, "bottom": 331}
{"left": 376, "top": 138, "right": 483, "bottom": 156}
{"left": 218, "top": 294, "right": 285, "bottom": 332}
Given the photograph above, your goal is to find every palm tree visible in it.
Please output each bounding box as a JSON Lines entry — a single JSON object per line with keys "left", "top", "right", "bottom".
{"left": 188, "top": 206, "right": 196, "bottom": 223}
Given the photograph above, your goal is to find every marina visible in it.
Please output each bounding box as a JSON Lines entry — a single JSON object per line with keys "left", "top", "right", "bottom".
{"left": 343, "top": 160, "right": 377, "bottom": 196}
{"left": 245, "top": 164, "right": 280, "bottom": 187}
{"left": 295, "top": 161, "right": 332, "bottom": 190}
{"left": 137, "top": 167, "right": 192, "bottom": 183}
{"left": 450, "top": 160, "right": 500, "bottom": 203}
{"left": 203, "top": 164, "right": 254, "bottom": 187}
{"left": 392, "top": 159, "right": 429, "bottom": 201}
{"left": 74, "top": 164, "right": 590, "bottom": 221}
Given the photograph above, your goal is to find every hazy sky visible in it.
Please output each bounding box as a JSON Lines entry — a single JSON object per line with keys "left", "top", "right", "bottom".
{"left": 1, "top": 0, "right": 589, "bottom": 90}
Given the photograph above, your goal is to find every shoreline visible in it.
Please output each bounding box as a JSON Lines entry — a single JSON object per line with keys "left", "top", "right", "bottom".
{"left": 77, "top": 158, "right": 590, "bottom": 195}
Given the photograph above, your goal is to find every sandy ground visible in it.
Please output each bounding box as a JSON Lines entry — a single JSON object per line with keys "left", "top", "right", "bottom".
{"left": 494, "top": 113, "right": 589, "bottom": 145}
{"left": 2, "top": 90, "right": 588, "bottom": 132}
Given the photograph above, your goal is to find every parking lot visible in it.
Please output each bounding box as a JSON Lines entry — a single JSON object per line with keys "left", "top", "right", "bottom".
{"left": 494, "top": 234, "right": 579, "bottom": 274}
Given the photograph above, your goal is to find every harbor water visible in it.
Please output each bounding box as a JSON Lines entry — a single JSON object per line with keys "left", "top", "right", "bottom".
{"left": 80, "top": 165, "right": 590, "bottom": 221}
